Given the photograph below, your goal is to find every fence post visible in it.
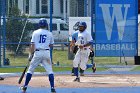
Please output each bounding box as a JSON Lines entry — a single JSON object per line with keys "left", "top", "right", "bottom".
{"left": 2, "top": 0, "right": 6, "bottom": 66}
{"left": 84, "top": 0, "right": 87, "bottom": 17}
{"left": 50, "top": 0, "right": 53, "bottom": 63}
{"left": 0, "top": 0, "right": 1, "bottom": 67}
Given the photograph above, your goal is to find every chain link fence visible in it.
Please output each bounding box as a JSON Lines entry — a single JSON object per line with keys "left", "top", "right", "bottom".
{"left": 0, "top": 0, "right": 136, "bottom": 67}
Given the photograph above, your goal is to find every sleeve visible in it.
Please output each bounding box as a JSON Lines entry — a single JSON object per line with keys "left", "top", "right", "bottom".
{"left": 50, "top": 33, "right": 54, "bottom": 44}
{"left": 31, "top": 32, "right": 35, "bottom": 43}
{"left": 87, "top": 32, "right": 93, "bottom": 42}
{"left": 72, "top": 32, "right": 78, "bottom": 41}
{"left": 72, "top": 33, "right": 76, "bottom": 41}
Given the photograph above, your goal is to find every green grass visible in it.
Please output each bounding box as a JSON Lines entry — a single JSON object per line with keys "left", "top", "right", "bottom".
{"left": 131, "top": 66, "right": 140, "bottom": 71}
{"left": 0, "top": 66, "right": 107, "bottom": 73}
{"left": 5, "top": 50, "right": 132, "bottom": 66}
{"left": 0, "top": 67, "right": 72, "bottom": 73}
{"left": 5, "top": 50, "right": 73, "bottom": 66}
{"left": 6, "top": 52, "right": 29, "bottom": 66}
{"left": 0, "top": 50, "right": 136, "bottom": 73}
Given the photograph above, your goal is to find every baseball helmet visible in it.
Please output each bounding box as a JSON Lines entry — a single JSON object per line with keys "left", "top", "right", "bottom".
{"left": 79, "top": 22, "right": 87, "bottom": 28}
{"left": 39, "top": 18, "right": 47, "bottom": 27}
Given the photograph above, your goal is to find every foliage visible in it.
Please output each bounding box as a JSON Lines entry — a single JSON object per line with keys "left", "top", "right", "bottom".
{"left": 6, "top": 6, "right": 34, "bottom": 54}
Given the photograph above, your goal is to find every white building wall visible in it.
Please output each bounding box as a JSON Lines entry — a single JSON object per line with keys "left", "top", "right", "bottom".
{"left": 17, "top": 0, "right": 68, "bottom": 19}
{"left": 27, "top": 0, "right": 62, "bottom": 17}
{"left": 52, "top": 0, "right": 62, "bottom": 17}
{"left": 29, "top": 0, "right": 39, "bottom": 16}
{"left": 29, "top": 0, "right": 35, "bottom": 16}
{"left": 18, "top": 0, "right": 23, "bottom": 14}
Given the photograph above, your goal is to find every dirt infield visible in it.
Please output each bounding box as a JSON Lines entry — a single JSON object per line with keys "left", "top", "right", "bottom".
{"left": 0, "top": 74, "right": 140, "bottom": 88}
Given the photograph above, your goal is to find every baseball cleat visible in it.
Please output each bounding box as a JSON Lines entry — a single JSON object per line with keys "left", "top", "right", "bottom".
{"left": 79, "top": 68, "right": 84, "bottom": 76}
{"left": 71, "top": 73, "right": 75, "bottom": 76}
{"left": 73, "top": 77, "right": 80, "bottom": 82}
{"left": 51, "top": 88, "right": 56, "bottom": 93}
{"left": 0, "top": 77, "right": 4, "bottom": 80}
{"left": 92, "top": 63, "right": 96, "bottom": 73}
{"left": 20, "top": 86, "right": 27, "bottom": 93}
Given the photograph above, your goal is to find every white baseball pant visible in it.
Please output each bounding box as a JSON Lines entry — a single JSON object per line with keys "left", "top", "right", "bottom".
{"left": 27, "top": 50, "right": 53, "bottom": 74}
{"left": 73, "top": 48, "right": 90, "bottom": 70}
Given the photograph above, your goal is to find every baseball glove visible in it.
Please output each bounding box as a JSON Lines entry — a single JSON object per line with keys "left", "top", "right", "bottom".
{"left": 89, "top": 50, "right": 94, "bottom": 58}
{"left": 73, "top": 46, "right": 78, "bottom": 54}
{"left": 0, "top": 77, "right": 4, "bottom": 80}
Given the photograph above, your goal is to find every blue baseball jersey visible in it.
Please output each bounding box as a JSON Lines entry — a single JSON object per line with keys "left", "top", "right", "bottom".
{"left": 72, "top": 31, "right": 78, "bottom": 42}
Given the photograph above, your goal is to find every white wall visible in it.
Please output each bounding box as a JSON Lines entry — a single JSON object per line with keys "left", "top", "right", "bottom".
{"left": 18, "top": 0, "right": 23, "bottom": 14}
{"left": 69, "top": 17, "right": 91, "bottom": 36}
{"left": 53, "top": 0, "right": 61, "bottom": 17}
{"left": 17, "top": 0, "right": 62, "bottom": 18}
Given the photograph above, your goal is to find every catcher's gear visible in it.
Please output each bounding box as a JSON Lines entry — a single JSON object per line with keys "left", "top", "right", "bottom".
{"left": 89, "top": 50, "right": 94, "bottom": 58}
{"left": 73, "top": 46, "right": 78, "bottom": 54}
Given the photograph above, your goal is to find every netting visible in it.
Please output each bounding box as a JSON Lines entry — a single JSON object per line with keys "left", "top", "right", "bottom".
{"left": 0, "top": 0, "right": 137, "bottom": 67}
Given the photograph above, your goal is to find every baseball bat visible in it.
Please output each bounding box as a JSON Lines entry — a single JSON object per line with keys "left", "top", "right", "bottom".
{"left": 18, "top": 53, "right": 32, "bottom": 84}
{"left": 18, "top": 66, "right": 28, "bottom": 84}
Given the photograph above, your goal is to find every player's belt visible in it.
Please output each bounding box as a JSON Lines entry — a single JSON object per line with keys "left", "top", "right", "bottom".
{"left": 83, "top": 48, "right": 88, "bottom": 50}
{"left": 35, "top": 49, "right": 49, "bottom": 51}
{"left": 79, "top": 48, "right": 89, "bottom": 50}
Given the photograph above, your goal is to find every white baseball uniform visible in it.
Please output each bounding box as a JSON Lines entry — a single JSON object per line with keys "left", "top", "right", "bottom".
{"left": 27, "top": 28, "right": 54, "bottom": 74}
{"left": 73, "top": 30, "right": 93, "bottom": 70}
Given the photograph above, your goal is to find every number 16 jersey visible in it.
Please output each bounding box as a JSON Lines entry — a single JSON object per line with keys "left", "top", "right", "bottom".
{"left": 31, "top": 29, "right": 54, "bottom": 49}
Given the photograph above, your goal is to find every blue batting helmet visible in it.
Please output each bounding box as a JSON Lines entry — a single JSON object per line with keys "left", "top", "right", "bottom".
{"left": 39, "top": 18, "right": 47, "bottom": 27}
{"left": 79, "top": 22, "right": 87, "bottom": 28}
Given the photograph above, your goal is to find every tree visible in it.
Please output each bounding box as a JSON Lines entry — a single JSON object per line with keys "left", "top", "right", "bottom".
{"left": 6, "top": 6, "right": 34, "bottom": 54}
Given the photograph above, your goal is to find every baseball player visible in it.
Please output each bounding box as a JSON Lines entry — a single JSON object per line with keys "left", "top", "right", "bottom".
{"left": 20, "top": 18, "right": 56, "bottom": 93}
{"left": 70, "top": 22, "right": 94, "bottom": 82}
{"left": 70, "top": 24, "right": 96, "bottom": 76}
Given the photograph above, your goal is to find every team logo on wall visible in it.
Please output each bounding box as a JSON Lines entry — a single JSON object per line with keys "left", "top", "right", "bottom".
{"left": 95, "top": 0, "right": 138, "bottom": 56}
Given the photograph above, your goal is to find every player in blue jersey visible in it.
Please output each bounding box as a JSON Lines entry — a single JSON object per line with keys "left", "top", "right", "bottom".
{"left": 71, "top": 22, "right": 96, "bottom": 79}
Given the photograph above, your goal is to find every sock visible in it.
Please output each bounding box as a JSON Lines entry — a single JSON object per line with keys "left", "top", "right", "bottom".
{"left": 86, "top": 64, "right": 93, "bottom": 69}
{"left": 74, "top": 67, "right": 78, "bottom": 78}
{"left": 49, "top": 74, "right": 54, "bottom": 89}
{"left": 24, "top": 73, "right": 32, "bottom": 87}
{"left": 79, "top": 68, "right": 84, "bottom": 73}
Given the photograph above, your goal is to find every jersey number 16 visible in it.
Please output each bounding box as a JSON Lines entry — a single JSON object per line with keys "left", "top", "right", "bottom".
{"left": 39, "top": 35, "right": 47, "bottom": 43}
